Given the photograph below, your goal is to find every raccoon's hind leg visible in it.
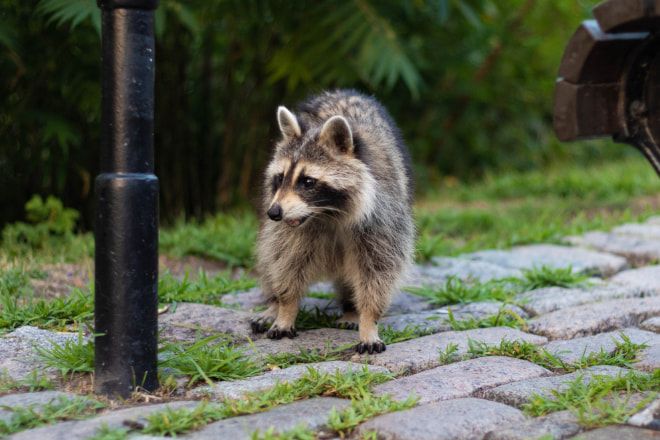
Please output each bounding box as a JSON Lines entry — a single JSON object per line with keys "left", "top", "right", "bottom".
{"left": 333, "top": 280, "right": 360, "bottom": 330}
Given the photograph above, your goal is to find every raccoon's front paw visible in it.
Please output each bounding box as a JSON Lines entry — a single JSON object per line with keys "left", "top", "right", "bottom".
{"left": 251, "top": 315, "right": 276, "bottom": 334}
{"left": 266, "top": 325, "right": 297, "bottom": 340}
{"left": 356, "top": 340, "right": 386, "bottom": 354}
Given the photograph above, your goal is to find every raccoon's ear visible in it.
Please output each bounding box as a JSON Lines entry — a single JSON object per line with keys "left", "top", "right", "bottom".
{"left": 320, "top": 116, "right": 353, "bottom": 155}
{"left": 277, "top": 106, "right": 302, "bottom": 140}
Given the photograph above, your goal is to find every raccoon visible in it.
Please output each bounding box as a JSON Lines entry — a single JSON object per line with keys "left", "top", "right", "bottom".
{"left": 251, "top": 89, "right": 415, "bottom": 354}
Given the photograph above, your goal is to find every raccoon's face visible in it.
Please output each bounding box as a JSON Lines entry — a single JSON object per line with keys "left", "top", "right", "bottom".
{"left": 263, "top": 106, "right": 373, "bottom": 228}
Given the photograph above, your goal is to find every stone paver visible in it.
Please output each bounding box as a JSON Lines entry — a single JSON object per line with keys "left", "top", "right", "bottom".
{"left": 461, "top": 244, "right": 629, "bottom": 277}
{"left": 379, "top": 302, "right": 528, "bottom": 333}
{"left": 543, "top": 328, "right": 658, "bottom": 365}
{"left": 0, "top": 391, "right": 76, "bottom": 423}
{"left": 409, "top": 257, "right": 522, "bottom": 285}
{"left": 371, "top": 356, "right": 552, "bottom": 404}
{"left": 484, "top": 410, "right": 583, "bottom": 440}
{"left": 349, "top": 327, "right": 548, "bottom": 374}
{"left": 0, "top": 326, "right": 80, "bottom": 380}
{"left": 564, "top": 231, "right": 660, "bottom": 266}
{"left": 8, "top": 401, "right": 200, "bottom": 440}
{"left": 527, "top": 296, "right": 660, "bottom": 340}
{"left": 242, "top": 328, "right": 359, "bottom": 359}
{"left": 8, "top": 218, "right": 660, "bottom": 440}
{"left": 483, "top": 365, "right": 630, "bottom": 408}
{"left": 189, "top": 361, "right": 389, "bottom": 400}
{"left": 158, "top": 302, "right": 260, "bottom": 343}
{"left": 569, "top": 425, "right": 660, "bottom": 439}
{"left": 356, "top": 398, "right": 525, "bottom": 440}
{"left": 515, "top": 284, "right": 646, "bottom": 317}
{"left": 640, "top": 316, "right": 660, "bottom": 332}
{"left": 610, "top": 265, "right": 660, "bottom": 294}
{"left": 350, "top": 327, "right": 547, "bottom": 374}
{"left": 185, "top": 397, "right": 348, "bottom": 440}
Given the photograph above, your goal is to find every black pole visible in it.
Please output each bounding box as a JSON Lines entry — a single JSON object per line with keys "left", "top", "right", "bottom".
{"left": 94, "top": 0, "right": 159, "bottom": 398}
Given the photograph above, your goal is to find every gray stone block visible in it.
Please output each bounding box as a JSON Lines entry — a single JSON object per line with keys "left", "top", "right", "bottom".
{"left": 371, "top": 356, "right": 552, "bottom": 405}
{"left": 516, "top": 284, "right": 647, "bottom": 317}
{"left": 413, "top": 258, "right": 522, "bottom": 284}
{"left": 355, "top": 398, "right": 525, "bottom": 440}
{"left": 188, "top": 361, "right": 389, "bottom": 400}
{"left": 158, "top": 302, "right": 261, "bottom": 343}
{"left": 568, "top": 425, "right": 660, "bottom": 439}
{"left": 483, "top": 365, "right": 630, "bottom": 409}
{"left": 640, "top": 316, "right": 660, "bottom": 333}
{"left": 484, "top": 410, "right": 583, "bottom": 440}
{"left": 462, "top": 244, "right": 628, "bottom": 277}
{"left": 610, "top": 265, "right": 660, "bottom": 295}
{"left": 564, "top": 231, "right": 660, "bottom": 266}
{"left": 242, "top": 328, "right": 359, "bottom": 359}
{"left": 349, "top": 327, "right": 547, "bottom": 374}
{"left": 185, "top": 397, "right": 348, "bottom": 440}
{"left": 543, "top": 328, "right": 658, "bottom": 365}
{"left": 0, "top": 391, "right": 77, "bottom": 423}
{"left": 8, "top": 401, "right": 200, "bottom": 440}
{"left": 527, "top": 296, "right": 660, "bottom": 340}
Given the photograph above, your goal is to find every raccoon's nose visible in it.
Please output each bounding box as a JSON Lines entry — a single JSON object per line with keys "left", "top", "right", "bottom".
{"left": 267, "top": 205, "right": 283, "bottom": 221}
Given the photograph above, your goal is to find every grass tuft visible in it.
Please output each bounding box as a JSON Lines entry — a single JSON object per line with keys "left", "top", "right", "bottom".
{"left": 405, "top": 277, "right": 514, "bottom": 307}
{"left": 506, "top": 265, "right": 592, "bottom": 291}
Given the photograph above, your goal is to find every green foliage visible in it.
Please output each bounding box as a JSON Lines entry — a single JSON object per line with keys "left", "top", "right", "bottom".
{"left": 2, "top": 0, "right": 615, "bottom": 228}
{"left": 523, "top": 370, "right": 659, "bottom": 427}
{"left": 88, "top": 425, "right": 130, "bottom": 440}
{"left": 158, "top": 268, "right": 257, "bottom": 306}
{"left": 250, "top": 424, "right": 316, "bottom": 440}
{"left": 0, "top": 395, "right": 107, "bottom": 437}
{"left": 444, "top": 306, "right": 527, "bottom": 331}
{"left": 0, "top": 368, "right": 56, "bottom": 394}
{"left": 160, "top": 334, "right": 265, "bottom": 386}
{"left": 507, "top": 265, "right": 592, "bottom": 291}
{"left": 0, "top": 264, "right": 45, "bottom": 297}
{"left": 378, "top": 324, "right": 433, "bottom": 344}
{"left": 326, "top": 393, "right": 418, "bottom": 436}
{"left": 406, "top": 277, "right": 513, "bottom": 306}
{"left": 33, "top": 327, "right": 95, "bottom": 378}
{"left": 140, "top": 402, "right": 226, "bottom": 437}
{"left": 159, "top": 213, "right": 258, "bottom": 267}
{"left": 467, "top": 333, "right": 649, "bottom": 373}
{"left": 0, "top": 286, "right": 93, "bottom": 331}
{"left": 1, "top": 196, "right": 93, "bottom": 262}
{"left": 262, "top": 340, "right": 348, "bottom": 369}
{"left": 2, "top": 195, "right": 79, "bottom": 247}
{"left": 295, "top": 306, "right": 344, "bottom": 330}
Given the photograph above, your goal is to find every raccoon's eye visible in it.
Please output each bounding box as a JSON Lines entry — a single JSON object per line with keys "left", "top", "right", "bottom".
{"left": 302, "top": 177, "right": 316, "bottom": 188}
{"left": 274, "top": 173, "right": 284, "bottom": 188}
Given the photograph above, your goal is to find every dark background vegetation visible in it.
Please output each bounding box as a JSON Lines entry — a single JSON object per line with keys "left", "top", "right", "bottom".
{"left": 1, "top": 0, "right": 627, "bottom": 229}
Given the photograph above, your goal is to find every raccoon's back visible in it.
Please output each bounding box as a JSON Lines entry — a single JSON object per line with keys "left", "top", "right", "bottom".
{"left": 297, "top": 90, "right": 413, "bottom": 205}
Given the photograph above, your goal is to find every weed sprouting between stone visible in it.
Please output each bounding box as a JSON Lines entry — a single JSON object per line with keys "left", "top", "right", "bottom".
{"left": 0, "top": 395, "right": 107, "bottom": 437}
{"left": 523, "top": 369, "right": 660, "bottom": 427}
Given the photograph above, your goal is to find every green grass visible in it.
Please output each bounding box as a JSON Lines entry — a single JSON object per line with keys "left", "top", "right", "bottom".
{"left": 406, "top": 277, "right": 513, "bottom": 307}
{"left": 506, "top": 265, "right": 592, "bottom": 291}
{"left": 158, "top": 268, "right": 257, "bottom": 306}
{"left": 160, "top": 334, "right": 265, "bottom": 386}
{"left": 416, "top": 156, "right": 660, "bottom": 260}
{"left": 135, "top": 365, "right": 396, "bottom": 438}
{"left": 159, "top": 212, "right": 258, "bottom": 268}
{"left": 33, "top": 327, "right": 95, "bottom": 378}
{"left": 444, "top": 307, "right": 528, "bottom": 331}
{"left": 466, "top": 333, "right": 649, "bottom": 372}
{"left": 407, "top": 265, "right": 595, "bottom": 309}
{"left": 523, "top": 369, "right": 659, "bottom": 428}
{"left": 0, "top": 286, "right": 93, "bottom": 331}
{"left": 0, "top": 395, "right": 107, "bottom": 437}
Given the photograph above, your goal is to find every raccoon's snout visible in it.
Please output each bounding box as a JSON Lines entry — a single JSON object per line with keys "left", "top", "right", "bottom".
{"left": 267, "top": 205, "right": 283, "bottom": 221}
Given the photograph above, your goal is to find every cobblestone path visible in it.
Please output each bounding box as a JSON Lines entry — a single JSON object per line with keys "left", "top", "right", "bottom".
{"left": 5, "top": 217, "right": 660, "bottom": 439}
